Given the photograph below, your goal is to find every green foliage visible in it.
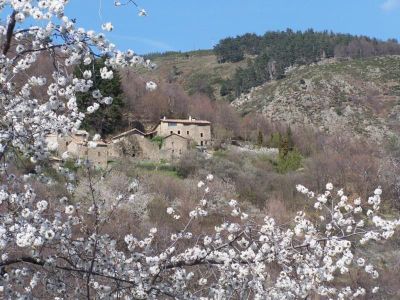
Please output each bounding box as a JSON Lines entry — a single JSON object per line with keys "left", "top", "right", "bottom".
{"left": 278, "top": 127, "right": 295, "bottom": 158}
{"left": 269, "top": 132, "right": 281, "bottom": 148}
{"left": 136, "top": 161, "right": 179, "bottom": 178}
{"left": 63, "top": 159, "right": 80, "bottom": 173}
{"left": 214, "top": 37, "right": 245, "bottom": 63}
{"left": 151, "top": 136, "right": 164, "bottom": 149}
{"left": 286, "top": 126, "right": 295, "bottom": 152}
{"left": 75, "top": 57, "right": 125, "bottom": 136}
{"left": 187, "top": 73, "right": 214, "bottom": 98}
{"left": 276, "top": 149, "right": 303, "bottom": 174}
{"left": 220, "top": 81, "right": 232, "bottom": 97}
{"left": 257, "top": 130, "right": 264, "bottom": 147}
{"left": 215, "top": 29, "right": 400, "bottom": 97}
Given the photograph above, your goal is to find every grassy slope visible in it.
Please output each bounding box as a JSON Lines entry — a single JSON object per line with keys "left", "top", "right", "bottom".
{"left": 138, "top": 51, "right": 247, "bottom": 100}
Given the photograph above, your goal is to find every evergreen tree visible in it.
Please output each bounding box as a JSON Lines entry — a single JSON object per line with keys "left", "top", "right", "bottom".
{"left": 257, "top": 130, "right": 264, "bottom": 147}
{"left": 279, "top": 134, "right": 289, "bottom": 158}
{"left": 269, "top": 132, "right": 281, "bottom": 148}
{"left": 75, "top": 57, "right": 125, "bottom": 136}
{"left": 286, "top": 126, "right": 295, "bottom": 152}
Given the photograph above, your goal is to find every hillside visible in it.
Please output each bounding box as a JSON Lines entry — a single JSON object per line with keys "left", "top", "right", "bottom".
{"left": 140, "top": 52, "right": 400, "bottom": 141}
{"left": 231, "top": 56, "right": 400, "bottom": 141}
{"left": 138, "top": 51, "right": 248, "bottom": 100}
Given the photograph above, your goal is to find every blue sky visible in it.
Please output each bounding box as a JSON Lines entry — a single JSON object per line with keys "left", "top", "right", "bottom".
{"left": 64, "top": 0, "right": 400, "bottom": 54}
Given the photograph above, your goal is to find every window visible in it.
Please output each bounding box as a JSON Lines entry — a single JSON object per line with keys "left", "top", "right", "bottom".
{"left": 200, "top": 133, "right": 203, "bottom": 137}
{"left": 65, "top": 141, "right": 68, "bottom": 146}
{"left": 170, "top": 131, "right": 173, "bottom": 134}
{"left": 178, "top": 130, "right": 180, "bottom": 135}
{"left": 200, "top": 141, "right": 203, "bottom": 146}
{"left": 187, "top": 131, "right": 189, "bottom": 135}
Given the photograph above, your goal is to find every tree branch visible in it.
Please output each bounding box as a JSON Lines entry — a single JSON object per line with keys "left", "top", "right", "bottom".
{"left": 3, "top": 10, "right": 17, "bottom": 55}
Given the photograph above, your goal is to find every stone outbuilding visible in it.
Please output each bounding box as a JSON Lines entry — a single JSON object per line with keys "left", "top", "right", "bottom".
{"left": 160, "top": 133, "right": 190, "bottom": 160}
{"left": 109, "top": 128, "right": 159, "bottom": 160}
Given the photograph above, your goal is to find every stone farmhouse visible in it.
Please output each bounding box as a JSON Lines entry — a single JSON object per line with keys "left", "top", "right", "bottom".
{"left": 154, "top": 116, "right": 211, "bottom": 147}
{"left": 46, "top": 117, "right": 212, "bottom": 168}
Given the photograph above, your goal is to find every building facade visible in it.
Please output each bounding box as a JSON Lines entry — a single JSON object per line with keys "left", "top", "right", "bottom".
{"left": 160, "top": 133, "right": 190, "bottom": 160}
{"left": 46, "top": 131, "right": 109, "bottom": 168}
{"left": 155, "top": 117, "right": 211, "bottom": 147}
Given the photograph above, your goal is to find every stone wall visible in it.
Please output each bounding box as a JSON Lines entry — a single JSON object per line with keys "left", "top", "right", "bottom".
{"left": 109, "top": 135, "right": 160, "bottom": 161}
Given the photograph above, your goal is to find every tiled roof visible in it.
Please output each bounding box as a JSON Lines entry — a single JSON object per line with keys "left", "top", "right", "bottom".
{"left": 160, "top": 119, "right": 211, "bottom": 125}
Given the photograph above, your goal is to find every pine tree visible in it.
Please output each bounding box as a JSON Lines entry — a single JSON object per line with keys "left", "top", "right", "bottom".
{"left": 75, "top": 57, "right": 125, "bottom": 136}
{"left": 257, "top": 130, "right": 264, "bottom": 147}
{"left": 286, "top": 126, "right": 295, "bottom": 152}
{"left": 279, "top": 134, "right": 289, "bottom": 158}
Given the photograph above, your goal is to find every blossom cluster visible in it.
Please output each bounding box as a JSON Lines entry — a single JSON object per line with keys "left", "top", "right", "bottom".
{"left": 0, "top": 1, "right": 398, "bottom": 299}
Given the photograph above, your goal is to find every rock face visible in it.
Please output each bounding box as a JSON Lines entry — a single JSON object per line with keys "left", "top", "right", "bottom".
{"left": 232, "top": 56, "right": 400, "bottom": 141}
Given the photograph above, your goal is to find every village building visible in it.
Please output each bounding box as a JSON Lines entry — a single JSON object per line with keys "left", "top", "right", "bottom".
{"left": 109, "top": 128, "right": 159, "bottom": 160}
{"left": 154, "top": 116, "right": 211, "bottom": 147}
{"left": 45, "top": 116, "right": 212, "bottom": 167}
{"left": 160, "top": 133, "right": 191, "bottom": 160}
{"left": 87, "top": 141, "right": 108, "bottom": 168}
{"left": 45, "top": 130, "right": 109, "bottom": 168}
{"left": 59, "top": 130, "right": 89, "bottom": 155}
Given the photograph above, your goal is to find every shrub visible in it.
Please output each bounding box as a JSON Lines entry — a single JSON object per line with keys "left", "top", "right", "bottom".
{"left": 151, "top": 135, "right": 164, "bottom": 149}
{"left": 276, "top": 149, "right": 303, "bottom": 173}
{"left": 175, "top": 151, "right": 204, "bottom": 178}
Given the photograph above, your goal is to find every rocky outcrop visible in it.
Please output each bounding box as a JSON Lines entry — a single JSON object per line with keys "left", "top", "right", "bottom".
{"left": 232, "top": 56, "right": 400, "bottom": 141}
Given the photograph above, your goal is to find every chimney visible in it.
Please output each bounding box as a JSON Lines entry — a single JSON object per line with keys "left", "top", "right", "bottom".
{"left": 163, "top": 116, "right": 166, "bottom": 120}
{"left": 188, "top": 116, "right": 192, "bottom": 121}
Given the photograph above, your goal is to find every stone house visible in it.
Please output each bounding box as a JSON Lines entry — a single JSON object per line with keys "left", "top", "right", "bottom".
{"left": 160, "top": 133, "right": 190, "bottom": 160}
{"left": 87, "top": 141, "right": 108, "bottom": 168}
{"left": 67, "top": 140, "right": 108, "bottom": 168}
{"left": 154, "top": 116, "right": 211, "bottom": 147}
{"left": 45, "top": 130, "right": 109, "bottom": 168}
{"left": 58, "top": 130, "right": 89, "bottom": 156}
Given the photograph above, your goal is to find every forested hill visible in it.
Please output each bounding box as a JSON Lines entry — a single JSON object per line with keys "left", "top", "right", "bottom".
{"left": 214, "top": 29, "right": 400, "bottom": 99}
{"left": 143, "top": 29, "right": 400, "bottom": 102}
